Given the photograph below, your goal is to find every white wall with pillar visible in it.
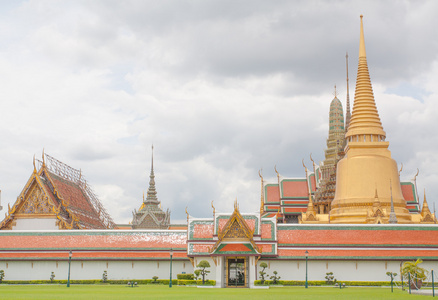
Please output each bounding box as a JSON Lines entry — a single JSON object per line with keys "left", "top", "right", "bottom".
{"left": 0, "top": 260, "right": 193, "bottom": 281}
{"left": 259, "top": 260, "right": 438, "bottom": 282}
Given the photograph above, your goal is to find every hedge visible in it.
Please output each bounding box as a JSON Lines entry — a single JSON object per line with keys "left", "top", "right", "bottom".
{"left": 0, "top": 279, "right": 219, "bottom": 286}
{"left": 1, "top": 279, "right": 178, "bottom": 285}
{"left": 254, "top": 280, "right": 420, "bottom": 287}
{"left": 177, "top": 279, "right": 216, "bottom": 286}
{"left": 177, "top": 274, "right": 194, "bottom": 280}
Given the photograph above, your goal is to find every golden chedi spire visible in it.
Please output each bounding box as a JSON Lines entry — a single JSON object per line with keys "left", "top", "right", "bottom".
{"left": 330, "top": 15, "right": 411, "bottom": 224}
{"left": 346, "top": 15, "right": 386, "bottom": 140}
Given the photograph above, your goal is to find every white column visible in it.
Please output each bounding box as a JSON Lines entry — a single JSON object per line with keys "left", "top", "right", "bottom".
{"left": 248, "top": 256, "right": 256, "bottom": 288}
{"left": 215, "top": 257, "right": 223, "bottom": 288}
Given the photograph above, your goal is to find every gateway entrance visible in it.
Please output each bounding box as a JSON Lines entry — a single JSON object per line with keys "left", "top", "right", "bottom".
{"left": 226, "top": 257, "right": 247, "bottom": 287}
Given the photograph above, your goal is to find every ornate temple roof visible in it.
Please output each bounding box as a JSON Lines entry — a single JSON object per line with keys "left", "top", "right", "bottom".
{"left": 0, "top": 153, "right": 115, "bottom": 230}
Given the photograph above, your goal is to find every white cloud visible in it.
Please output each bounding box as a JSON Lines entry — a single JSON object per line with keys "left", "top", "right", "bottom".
{"left": 0, "top": 1, "right": 438, "bottom": 224}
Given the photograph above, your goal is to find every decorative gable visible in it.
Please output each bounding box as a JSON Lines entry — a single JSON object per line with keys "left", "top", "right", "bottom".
{"left": 210, "top": 201, "right": 260, "bottom": 255}
{"left": 17, "top": 182, "right": 53, "bottom": 214}
{"left": 224, "top": 219, "right": 247, "bottom": 239}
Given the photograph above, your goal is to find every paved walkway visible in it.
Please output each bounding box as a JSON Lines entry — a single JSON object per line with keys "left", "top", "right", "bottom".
{"left": 410, "top": 289, "right": 436, "bottom": 296}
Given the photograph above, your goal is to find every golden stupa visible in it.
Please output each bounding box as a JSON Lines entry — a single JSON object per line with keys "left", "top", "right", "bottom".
{"left": 329, "top": 16, "right": 412, "bottom": 223}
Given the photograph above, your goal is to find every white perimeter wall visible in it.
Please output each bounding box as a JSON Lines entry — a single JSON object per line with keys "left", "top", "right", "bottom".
{"left": 1, "top": 259, "right": 437, "bottom": 282}
{"left": 259, "top": 260, "right": 438, "bottom": 282}
{"left": 0, "top": 260, "right": 194, "bottom": 281}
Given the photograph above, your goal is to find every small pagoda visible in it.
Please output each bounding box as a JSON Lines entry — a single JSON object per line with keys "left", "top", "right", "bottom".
{"left": 131, "top": 146, "right": 170, "bottom": 229}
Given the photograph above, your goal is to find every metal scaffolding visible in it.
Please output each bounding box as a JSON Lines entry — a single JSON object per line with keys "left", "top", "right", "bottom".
{"left": 37, "top": 153, "right": 116, "bottom": 229}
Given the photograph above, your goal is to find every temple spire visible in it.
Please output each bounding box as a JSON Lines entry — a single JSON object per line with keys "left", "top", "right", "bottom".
{"left": 421, "top": 189, "right": 431, "bottom": 216}
{"left": 345, "top": 52, "right": 351, "bottom": 130}
{"left": 346, "top": 15, "right": 386, "bottom": 141}
{"left": 145, "top": 145, "right": 158, "bottom": 203}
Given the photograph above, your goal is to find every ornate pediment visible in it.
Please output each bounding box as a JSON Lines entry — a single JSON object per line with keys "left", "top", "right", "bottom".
{"left": 224, "top": 219, "right": 247, "bottom": 239}
{"left": 210, "top": 201, "right": 260, "bottom": 254}
{"left": 17, "top": 182, "right": 53, "bottom": 214}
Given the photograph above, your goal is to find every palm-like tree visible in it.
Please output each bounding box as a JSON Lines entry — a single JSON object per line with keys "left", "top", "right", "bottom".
{"left": 401, "top": 259, "right": 428, "bottom": 289}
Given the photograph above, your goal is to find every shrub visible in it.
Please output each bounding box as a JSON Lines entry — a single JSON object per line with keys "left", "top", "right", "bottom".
{"left": 194, "top": 269, "right": 201, "bottom": 280}
{"left": 102, "top": 271, "right": 108, "bottom": 283}
{"left": 196, "top": 260, "right": 211, "bottom": 285}
{"left": 270, "top": 271, "right": 281, "bottom": 284}
{"left": 177, "top": 274, "right": 194, "bottom": 280}
{"left": 325, "top": 272, "right": 337, "bottom": 285}
{"left": 0, "top": 270, "right": 4, "bottom": 284}
{"left": 152, "top": 276, "right": 159, "bottom": 283}
{"left": 177, "top": 279, "right": 216, "bottom": 286}
{"left": 259, "top": 262, "right": 268, "bottom": 284}
{"left": 50, "top": 272, "right": 55, "bottom": 283}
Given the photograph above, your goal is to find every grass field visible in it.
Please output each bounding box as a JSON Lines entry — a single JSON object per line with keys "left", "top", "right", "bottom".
{"left": 0, "top": 285, "right": 432, "bottom": 300}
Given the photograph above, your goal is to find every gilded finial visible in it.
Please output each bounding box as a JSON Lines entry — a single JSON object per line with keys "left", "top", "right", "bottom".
{"left": 258, "top": 169, "right": 263, "bottom": 179}
{"left": 398, "top": 163, "right": 403, "bottom": 176}
{"left": 211, "top": 201, "right": 215, "bottom": 215}
{"left": 359, "top": 15, "right": 366, "bottom": 58}
{"left": 185, "top": 206, "right": 189, "bottom": 221}
{"left": 413, "top": 168, "right": 419, "bottom": 182}
{"left": 33, "top": 155, "right": 37, "bottom": 173}
{"left": 333, "top": 85, "right": 338, "bottom": 98}
{"left": 274, "top": 165, "right": 279, "bottom": 177}
{"left": 310, "top": 153, "right": 314, "bottom": 164}
{"left": 42, "top": 149, "right": 46, "bottom": 167}
{"left": 302, "top": 159, "right": 307, "bottom": 170}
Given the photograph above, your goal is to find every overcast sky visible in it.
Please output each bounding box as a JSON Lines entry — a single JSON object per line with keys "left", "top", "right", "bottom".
{"left": 1, "top": 0, "right": 437, "bottom": 224}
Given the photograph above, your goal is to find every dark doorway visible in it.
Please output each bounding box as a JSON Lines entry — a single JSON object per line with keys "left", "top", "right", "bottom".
{"left": 227, "top": 258, "right": 246, "bottom": 287}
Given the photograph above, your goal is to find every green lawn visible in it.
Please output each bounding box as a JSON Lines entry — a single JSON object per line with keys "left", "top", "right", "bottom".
{"left": 0, "top": 285, "right": 431, "bottom": 299}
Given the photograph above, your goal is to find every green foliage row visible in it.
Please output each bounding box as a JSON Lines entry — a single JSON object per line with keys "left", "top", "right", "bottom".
{"left": 177, "top": 279, "right": 216, "bottom": 286}
{"left": 177, "top": 274, "right": 194, "bottom": 280}
{"left": 1, "top": 279, "right": 178, "bottom": 285}
{"left": 254, "top": 280, "right": 418, "bottom": 286}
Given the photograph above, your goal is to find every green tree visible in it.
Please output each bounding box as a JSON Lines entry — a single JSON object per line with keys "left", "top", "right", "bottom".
{"left": 259, "top": 262, "right": 268, "bottom": 284}
{"left": 270, "top": 271, "right": 281, "bottom": 284}
{"left": 325, "top": 272, "right": 337, "bottom": 285}
{"left": 196, "top": 260, "right": 210, "bottom": 285}
{"left": 50, "top": 272, "right": 55, "bottom": 283}
{"left": 102, "top": 270, "right": 108, "bottom": 283}
{"left": 401, "top": 259, "right": 428, "bottom": 289}
{"left": 194, "top": 269, "right": 201, "bottom": 280}
{"left": 0, "top": 270, "right": 4, "bottom": 283}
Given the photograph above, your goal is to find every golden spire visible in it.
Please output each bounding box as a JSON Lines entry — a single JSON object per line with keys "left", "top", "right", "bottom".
{"left": 346, "top": 15, "right": 386, "bottom": 140}
{"left": 345, "top": 52, "right": 351, "bottom": 130}
{"left": 421, "top": 189, "right": 431, "bottom": 215}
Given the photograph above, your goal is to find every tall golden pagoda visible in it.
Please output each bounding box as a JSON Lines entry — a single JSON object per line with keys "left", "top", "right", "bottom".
{"left": 329, "top": 16, "right": 412, "bottom": 224}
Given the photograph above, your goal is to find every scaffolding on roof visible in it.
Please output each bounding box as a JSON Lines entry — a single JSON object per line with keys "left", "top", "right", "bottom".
{"left": 37, "top": 153, "right": 116, "bottom": 229}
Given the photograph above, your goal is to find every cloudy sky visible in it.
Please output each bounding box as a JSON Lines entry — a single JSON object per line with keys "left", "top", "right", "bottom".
{"left": 1, "top": 0, "right": 437, "bottom": 224}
